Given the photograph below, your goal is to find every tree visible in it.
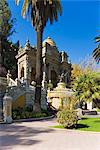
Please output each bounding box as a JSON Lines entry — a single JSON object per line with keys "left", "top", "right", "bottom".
{"left": 72, "top": 72, "right": 100, "bottom": 104}
{"left": 0, "top": 0, "right": 15, "bottom": 77}
{"left": 80, "top": 55, "right": 99, "bottom": 73}
{"left": 71, "top": 64, "right": 83, "bottom": 81}
{"left": 92, "top": 36, "right": 100, "bottom": 63}
{"left": 3, "top": 40, "right": 19, "bottom": 79}
{"left": 16, "top": 0, "right": 62, "bottom": 112}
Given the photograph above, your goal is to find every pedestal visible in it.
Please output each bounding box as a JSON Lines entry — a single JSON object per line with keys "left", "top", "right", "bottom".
{"left": 3, "top": 94, "right": 12, "bottom": 123}
{"left": 0, "top": 77, "right": 7, "bottom": 121}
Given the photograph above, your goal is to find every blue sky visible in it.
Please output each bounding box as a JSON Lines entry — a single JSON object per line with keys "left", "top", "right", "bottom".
{"left": 7, "top": 0, "right": 100, "bottom": 64}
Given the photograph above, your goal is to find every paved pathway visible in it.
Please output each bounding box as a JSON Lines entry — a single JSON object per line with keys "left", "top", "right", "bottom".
{"left": 84, "top": 112, "right": 100, "bottom": 118}
{"left": 0, "top": 118, "right": 100, "bottom": 150}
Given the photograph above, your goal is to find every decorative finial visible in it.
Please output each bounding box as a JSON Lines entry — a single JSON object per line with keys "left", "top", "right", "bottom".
{"left": 25, "top": 39, "right": 30, "bottom": 49}
{"left": 26, "top": 38, "right": 29, "bottom": 44}
{"left": 47, "top": 36, "right": 51, "bottom": 39}
{"left": 18, "top": 44, "right": 23, "bottom": 53}
{"left": 26, "top": 38, "right": 30, "bottom": 45}
{"left": 19, "top": 44, "right": 22, "bottom": 49}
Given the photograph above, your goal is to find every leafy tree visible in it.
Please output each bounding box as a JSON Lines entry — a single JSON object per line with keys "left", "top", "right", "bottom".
{"left": 92, "top": 36, "right": 100, "bottom": 63}
{"left": 0, "top": 0, "right": 15, "bottom": 77}
{"left": 71, "top": 64, "right": 83, "bottom": 81}
{"left": 62, "top": 96, "right": 78, "bottom": 110}
{"left": 71, "top": 56, "right": 99, "bottom": 83}
{"left": 72, "top": 72, "right": 100, "bottom": 105}
{"left": 16, "top": 0, "right": 62, "bottom": 112}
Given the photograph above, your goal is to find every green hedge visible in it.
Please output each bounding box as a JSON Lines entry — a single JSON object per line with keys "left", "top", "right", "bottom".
{"left": 12, "top": 107, "right": 48, "bottom": 120}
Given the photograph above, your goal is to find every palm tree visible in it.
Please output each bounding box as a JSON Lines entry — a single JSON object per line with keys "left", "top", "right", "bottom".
{"left": 73, "top": 72, "right": 100, "bottom": 104}
{"left": 15, "top": 0, "right": 62, "bottom": 112}
{"left": 92, "top": 36, "right": 100, "bottom": 63}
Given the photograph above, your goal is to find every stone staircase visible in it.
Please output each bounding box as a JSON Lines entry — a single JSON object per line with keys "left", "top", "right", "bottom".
{"left": 0, "top": 77, "right": 47, "bottom": 122}
{"left": 8, "top": 78, "right": 17, "bottom": 86}
{"left": 7, "top": 85, "right": 26, "bottom": 101}
{"left": 7, "top": 77, "right": 31, "bottom": 101}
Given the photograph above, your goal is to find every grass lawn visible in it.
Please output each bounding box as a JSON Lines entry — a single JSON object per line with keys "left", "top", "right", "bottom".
{"left": 76, "top": 117, "right": 100, "bottom": 132}
{"left": 52, "top": 117, "right": 100, "bottom": 132}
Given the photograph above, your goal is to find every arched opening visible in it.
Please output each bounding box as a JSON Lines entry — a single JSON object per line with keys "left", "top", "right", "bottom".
{"left": 20, "top": 67, "right": 24, "bottom": 78}
{"left": 51, "top": 70, "right": 57, "bottom": 88}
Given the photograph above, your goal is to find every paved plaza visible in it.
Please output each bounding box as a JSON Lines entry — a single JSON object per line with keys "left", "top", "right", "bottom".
{"left": 0, "top": 118, "right": 100, "bottom": 150}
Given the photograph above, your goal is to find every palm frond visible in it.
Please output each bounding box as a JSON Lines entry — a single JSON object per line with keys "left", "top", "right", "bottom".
{"left": 92, "top": 45, "right": 100, "bottom": 63}
{"left": 93, "top": 35, "right": 100, "bottom": 63}
{"left": 16, "top": 0, "right": 62, "bottom": 31}
{"left": 95, "top": 36, "right": 100, "bottom": 43}
{"left": 22, "top": 0, "right": 29, "bottom": 17}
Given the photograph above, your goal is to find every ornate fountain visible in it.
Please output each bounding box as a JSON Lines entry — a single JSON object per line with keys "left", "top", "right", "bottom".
{"left": 47, "top": 73, "right": 73, "bottom": 109}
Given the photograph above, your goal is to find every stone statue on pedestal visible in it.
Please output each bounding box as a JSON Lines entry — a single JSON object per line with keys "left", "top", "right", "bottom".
{"left": 59, "top": 73, "right": 64, "bottom": 82}
{"left": 59, "top": 71, "right": 68, "bottom": 83}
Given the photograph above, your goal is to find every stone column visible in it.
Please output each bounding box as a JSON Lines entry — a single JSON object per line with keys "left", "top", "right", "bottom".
{"left": 41, "top": 89, "right": 47, "bottom": 110}
{"left": 48, "top": 65, "right": 51, "bottom": 82}
{"left": 61, "top": 51, "right": 65, "bottom": 62}
{"left": 3, "top": 94, "right": 12, "bottom": 123}
{"left": 42, "top": 57, "right": 47, "bottom": 89}
{"left": 17, "top": 61, "right": 20, "bottom": 79}
{"left": 24, "top": 55, "right": 30, "bottom": 86}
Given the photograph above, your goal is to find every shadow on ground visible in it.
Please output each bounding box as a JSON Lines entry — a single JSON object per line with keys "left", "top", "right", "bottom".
{"left": 0, "top": 122, "right": 55, "bottom": 149}
{"left": 81, "top": 118, "right": 87, "bottom": 120}
{"left": 75, "top": 124, "right": 89, "bottom": 129}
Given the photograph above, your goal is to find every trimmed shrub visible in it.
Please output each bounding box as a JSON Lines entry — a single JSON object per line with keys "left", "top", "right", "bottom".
{"left": 12, "top": 107, "right": 48, "bottom": 119}
{"left": 57, "top": 109, "right": 78, "bottom": 128}
{"left": 32, "top": 112, "right": 47, "bottom": 118}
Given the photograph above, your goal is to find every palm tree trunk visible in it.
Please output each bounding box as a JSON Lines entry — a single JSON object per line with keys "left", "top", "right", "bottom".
{"left": 33, "top": 29, "right": 43, "bottom": 112}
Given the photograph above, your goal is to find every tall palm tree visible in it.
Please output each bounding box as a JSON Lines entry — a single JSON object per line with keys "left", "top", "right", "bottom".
{"left": 92, "top": 36, "right": 100, "bottom": 63}
{"left": 15, "top": 0, "right": 62, "bottom": 112}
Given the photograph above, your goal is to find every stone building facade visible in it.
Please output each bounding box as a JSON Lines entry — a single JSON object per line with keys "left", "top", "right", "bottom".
{"left": 16, "top": 37, "right": 71, "bottom": 88}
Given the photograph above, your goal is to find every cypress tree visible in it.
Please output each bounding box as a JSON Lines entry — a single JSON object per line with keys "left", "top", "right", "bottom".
{"left": 0, "top": 0, "right": 17, "bottom": 78}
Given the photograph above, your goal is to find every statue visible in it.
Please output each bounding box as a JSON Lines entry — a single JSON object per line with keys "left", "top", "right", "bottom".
{"left": 7, "top": 70, "right": 12, "bottom": 85}
{"left": 59, "top": 71, "right": 68, "bottom": 83}
{"left": 59, "top": 73, "right": 64, "bottom": 82}
{"left": 7, "top": 70, "right": 11, "bottom": 79}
